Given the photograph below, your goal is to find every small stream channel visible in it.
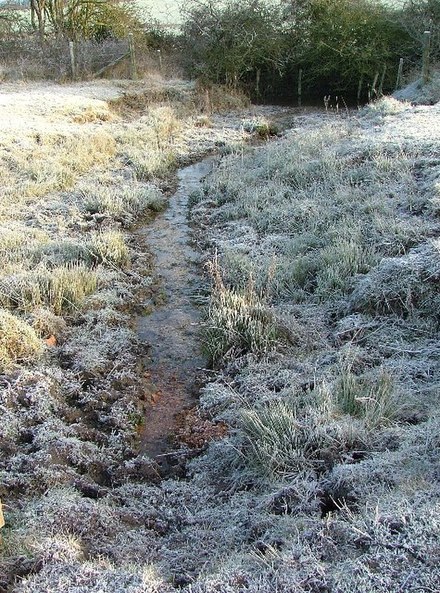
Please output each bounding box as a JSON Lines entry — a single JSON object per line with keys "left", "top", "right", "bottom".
{"left": 136, "top": 158, "right": 215, "bottom": 459}
{"left": 134, "top": 109, "right": 324, "bottom": 461}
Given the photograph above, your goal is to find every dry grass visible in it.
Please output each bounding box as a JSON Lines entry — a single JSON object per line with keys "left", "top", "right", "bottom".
{"left": 0, "top": 265, "right": 98, "bottom": 315}
{"left": 90, "top": 230, "right": 130, "bottom": 268}
{"left": 0, "top": 130, "right": 116, "bottom": 206}
{"left": 0, "top": 309, "right": 42, "bottom": 371}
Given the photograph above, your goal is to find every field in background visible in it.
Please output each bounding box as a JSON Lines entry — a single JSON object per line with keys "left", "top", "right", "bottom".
{"left": 136, "top": 0, "right": 182, "bottom": 27}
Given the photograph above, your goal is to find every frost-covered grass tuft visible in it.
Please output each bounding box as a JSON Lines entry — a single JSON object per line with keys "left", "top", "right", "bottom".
{"left": 242, "top": 117, "right": 279, "bottom": 139}
{"left": 128, "top": 148, "right": 177, "bottom": 181}
{"left": 203, "top": 261, "right": 279, "bottom": 366}
{"left": 334, "top": 367, "right": 397, "bottom": 428}
{"left": 82, "top": 184, "right": 166, "bottom": 223}
{"left": 90, "top": 230, "right": 130, "bottom": 268}
{"left": 0, "top": 309, "right": 42, "bottom": 370}
{"left": 364, "top": 96, "right": 411, "bottom": 116}
{"left": 0, "top": 264, "right": 98, "bottom": 314}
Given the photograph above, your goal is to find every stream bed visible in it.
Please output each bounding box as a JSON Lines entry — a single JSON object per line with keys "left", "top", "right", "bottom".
{"left": 136, "top": 158, "right": 215, "bottom": 459}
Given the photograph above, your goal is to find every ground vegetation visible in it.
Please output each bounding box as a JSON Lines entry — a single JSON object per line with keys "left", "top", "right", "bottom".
{"left": 0, "top": 75, "right": 438, "bottom": 591}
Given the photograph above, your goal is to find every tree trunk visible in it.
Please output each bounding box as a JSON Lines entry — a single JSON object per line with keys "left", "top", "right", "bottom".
{"left": 30, "top": 0, "right": 46, "bottom": 42}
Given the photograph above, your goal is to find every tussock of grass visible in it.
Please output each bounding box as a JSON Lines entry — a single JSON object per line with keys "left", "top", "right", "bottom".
{"left": 89, "top": 230, "right": 130, "bottom": 268}
{"left": 364, "top": 96, "right": 411, "bottom": 116}
{"left": 0, "top": 309, "right": 42, "bottom": 370}
{"left": 31, "top": 241, "right": 93, "bottom": 267}
{"left": 203, "top": 261, "right": 279, "bottom": 366}
{"left": 0, "top": 264, "right": 98, "bottom": 314}
{"left": 243, "top": 117, "right": 279, "bottom": 139}
{"left": 127, "top": 148, "right": 177, "bottom": 181}
{"left": 143, "top": 106, "right": 182, "bottom": 149}
{"left": 241, "top": 392, "right": 367, "bottom": 478}
{"left": 116, "top": 105, "right": 182, "bottom": 181}
{"left": 334, "top": 367, "right": 396, "bottom": 428}
{"left": 82, "top": 184, "right": 165, "bottom": 223}
{"left": 241, "top": 400, "right": 313, "bottom": 477}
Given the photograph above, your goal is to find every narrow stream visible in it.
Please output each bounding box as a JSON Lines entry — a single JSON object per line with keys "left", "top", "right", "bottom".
{"left": 136, "top": 158, "right": 215, "bottom": 459}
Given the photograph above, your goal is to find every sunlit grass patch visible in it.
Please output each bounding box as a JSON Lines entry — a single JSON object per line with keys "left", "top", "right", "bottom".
{"left": 89, "top": 230, "right": 130, "bottom": 268}
{"left": 243, "top": 117, "right": 279, "bottom": 139}
{"left": 115, "top": 105, "right": 182, "bottom": 181}
{"left": 364, "top": 96, "right": 411, "bottom": 116}
{"left": 127, "top": 148, "right": 177, "bottom": 181}
{"left": 0, "top": 264, "right": 98, "bottom": 315}
{"left": 0, "top": 226, "right": 50, "bottom": 272}
{"left": 0, "top": 309, "right": 42, "bottom": 371}
{"left": 81, "top": 184, "right": 166, "bottom": 223}
{"left": 142, "top": 105, "right": 182, "bottom": 149}
{"left": 0, "top": 130, "right": 116, "bottom": 201}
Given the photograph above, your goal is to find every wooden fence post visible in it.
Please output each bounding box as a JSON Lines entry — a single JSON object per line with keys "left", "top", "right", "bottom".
{"left": 422, "top": 30, "right": 431, "bottom": 85}
{"left": 371, "top": 71, "right": 379, "bottom": 100}
{"left": 378, "top": 64, "right": 386, "bottom": 98}
{"left": 357, "top": 74, "right": 363, "bottom": 107}
{"left": 298, "top": 68, "right": 302, "bottom": 107}
{"left": 128, "top": 33, "right": 137, "bottom": 80}
{"left": 395, "top": 57, "right": 404, "bottom": 90}
{"left": 69, "top": 41, "right": 76, "bottom": 80}
{"left": 256, "top": 68, "right": 261, "bottom": 99}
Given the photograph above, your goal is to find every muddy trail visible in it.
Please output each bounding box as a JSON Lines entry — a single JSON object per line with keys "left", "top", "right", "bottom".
{"left": 136, "top": 158, "right": 215, "bottom": 461}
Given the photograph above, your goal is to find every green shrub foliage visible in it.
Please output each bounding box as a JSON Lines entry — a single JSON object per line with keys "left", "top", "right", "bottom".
{"left": 181, "top": 0, "right": 418, "bottom": 101}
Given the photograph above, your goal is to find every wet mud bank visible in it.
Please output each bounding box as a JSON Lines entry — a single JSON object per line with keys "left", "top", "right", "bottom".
{"left": 136, "top": 158, "right": 216, "bottom": 460}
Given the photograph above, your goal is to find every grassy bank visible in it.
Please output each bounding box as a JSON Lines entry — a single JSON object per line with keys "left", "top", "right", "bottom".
{"left": 186, "top": 97, "right": 440, "bottom": 591}
{"left": 0, "top": 78, "right": 280, "bottom": 592}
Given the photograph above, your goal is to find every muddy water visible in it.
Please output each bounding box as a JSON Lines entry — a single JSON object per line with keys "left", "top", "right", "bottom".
{"left": 136, "top": 158, "right": 215, "bottom": 458}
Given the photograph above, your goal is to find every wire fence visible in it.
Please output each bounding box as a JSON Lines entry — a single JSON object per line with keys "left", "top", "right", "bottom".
{"left": 0, "top": 37, "right": 138, "bottom": 80}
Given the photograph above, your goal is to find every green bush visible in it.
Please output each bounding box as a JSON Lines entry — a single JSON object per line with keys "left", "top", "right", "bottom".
{"left": 181, "top": 0, "right": 413, "bottom": 100}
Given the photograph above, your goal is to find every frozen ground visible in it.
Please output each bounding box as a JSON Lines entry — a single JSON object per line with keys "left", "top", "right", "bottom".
{"left": 0, "top": 80, "right": 439, "bottom": 592}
